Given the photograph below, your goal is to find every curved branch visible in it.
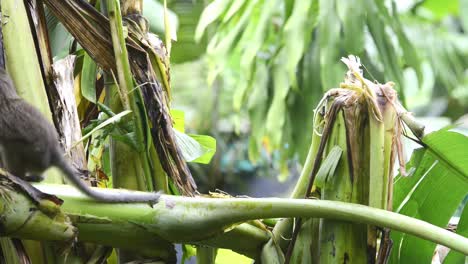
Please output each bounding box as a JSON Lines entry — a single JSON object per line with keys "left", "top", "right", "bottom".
{"left": 29, "top": 184, "right": 468, "bottom": 256}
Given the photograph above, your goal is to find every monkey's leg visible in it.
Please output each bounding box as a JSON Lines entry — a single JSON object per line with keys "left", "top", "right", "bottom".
{"left": 4, "top": 173, "right": 63, "bottom": 205}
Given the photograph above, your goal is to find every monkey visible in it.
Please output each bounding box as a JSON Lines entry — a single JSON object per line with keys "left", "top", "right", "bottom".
{"left": 0, "top": 69, "right": 161, "bottom": 203}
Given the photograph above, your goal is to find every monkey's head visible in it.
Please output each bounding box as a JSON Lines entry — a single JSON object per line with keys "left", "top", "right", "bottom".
{"left": 0, "top": 68, "right": 20, "bottom": 100}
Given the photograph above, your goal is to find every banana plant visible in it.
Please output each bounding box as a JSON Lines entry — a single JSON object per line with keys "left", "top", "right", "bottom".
{"left": 195, "top": 0, "right": 426, "bottom": 177}
{"left": 0, "top": 0, "right": 467, "bottom": 263}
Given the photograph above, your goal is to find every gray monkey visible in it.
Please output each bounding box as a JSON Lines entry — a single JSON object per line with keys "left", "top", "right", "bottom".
{"left": 0, "top": 69, "right": 160, "bottom": 203}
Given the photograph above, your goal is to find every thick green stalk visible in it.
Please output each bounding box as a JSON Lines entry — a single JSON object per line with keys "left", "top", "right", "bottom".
{"left": 199, "top": 223, "right": 269, "bottom": 258}
{"left": 0, "top": 188, "right": 75, "bottom": 241}
{"left": 22, "top": 184, "right": 468, "bottom": 257}
{"left": 367, "top": 107, "right": 385, "bottom": 258}
{"left": 106, "top": 0, "right": 154, "bottom": 191}
{"left": 289, "top": 114, "right": 323, "bottom": 199}
{"left": 368, "top": 84, "right": 399, "bottom": 258}
{"left": 105, "top": 78, "right": 146, "bottom": 191}
{"left": 149, "top": 146, "right": 170, "bottom": 194}
{"left": 268, "top": 111, "right": 323, "bottom": 251}
{"left": 381, "top": 100, "right": 398, "bottom": 211}
{"left": 289, "top": 218, "right": 320, "bottom": 263}
{"left": 369, "top": 116, "right": 385, "bottom": 209}
{"left": 1, "top": 0, "right": 50, "bottom": 117}
{"left": 197, "top": 247, "right": 217, "bottom": 264}
{"left": 319, "top": 109, "right": 367, "bottom": 263}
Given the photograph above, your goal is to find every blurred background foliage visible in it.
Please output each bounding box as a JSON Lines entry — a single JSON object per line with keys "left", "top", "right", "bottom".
{"left": 168, "top": 0, "right": 468, "bottom": 195}
{"left": 166, "top": 0, "right": 468, "bottom": 196}
{"left": 48, "top": 0, "right": 468, "bottom": 196}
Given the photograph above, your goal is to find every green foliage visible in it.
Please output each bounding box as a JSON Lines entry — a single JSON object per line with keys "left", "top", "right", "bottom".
{"left": 174, "top": 130, "right": 216, "bottom": 164}
{"left": 445, "top": 201, "right": 468, "bottom": 263}
{"left": 80, "top": 109, "right": 136, "bottom": 149}
{"left": 400, "top": 16, "right": 468, "bottom": 114}
{"left": 215, "top": 249, "right": 251, "bottom": 263}
{"left": 0, "top": 239, "right": 22, "bottom": 264}
{"left": 196, "top": 0, "right": 426, "bottom": 176}
{"left": 420, "top": 0, "right": 459, "bottom": 19}
{"left": 172, "top": 108, "right": 217, "bottom": 164}
{"left": 314, "top": 146, "right": 342, "bottom": 189}
{"left": 143, "top": 0, "right": 178, "bottom": 36}
{"left": 81, "top": 52, "right": 98, "bottom": 103}
{"left": 391, "top": 127, "right": 468, "bottom": 263}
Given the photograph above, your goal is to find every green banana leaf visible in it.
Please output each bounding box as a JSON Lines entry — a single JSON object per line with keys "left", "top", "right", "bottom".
{"left": 390, "top": 127, "right": 468, "bottom": 263}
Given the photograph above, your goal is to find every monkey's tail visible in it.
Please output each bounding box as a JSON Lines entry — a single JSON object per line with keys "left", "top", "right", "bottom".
{"left": 54, "top": 157, "right": 161, "bottom": 203}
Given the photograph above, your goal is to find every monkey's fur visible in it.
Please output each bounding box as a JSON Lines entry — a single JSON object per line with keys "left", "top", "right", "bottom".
{"left": 0, "top": 69, "right": 160, "bottom": 203}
